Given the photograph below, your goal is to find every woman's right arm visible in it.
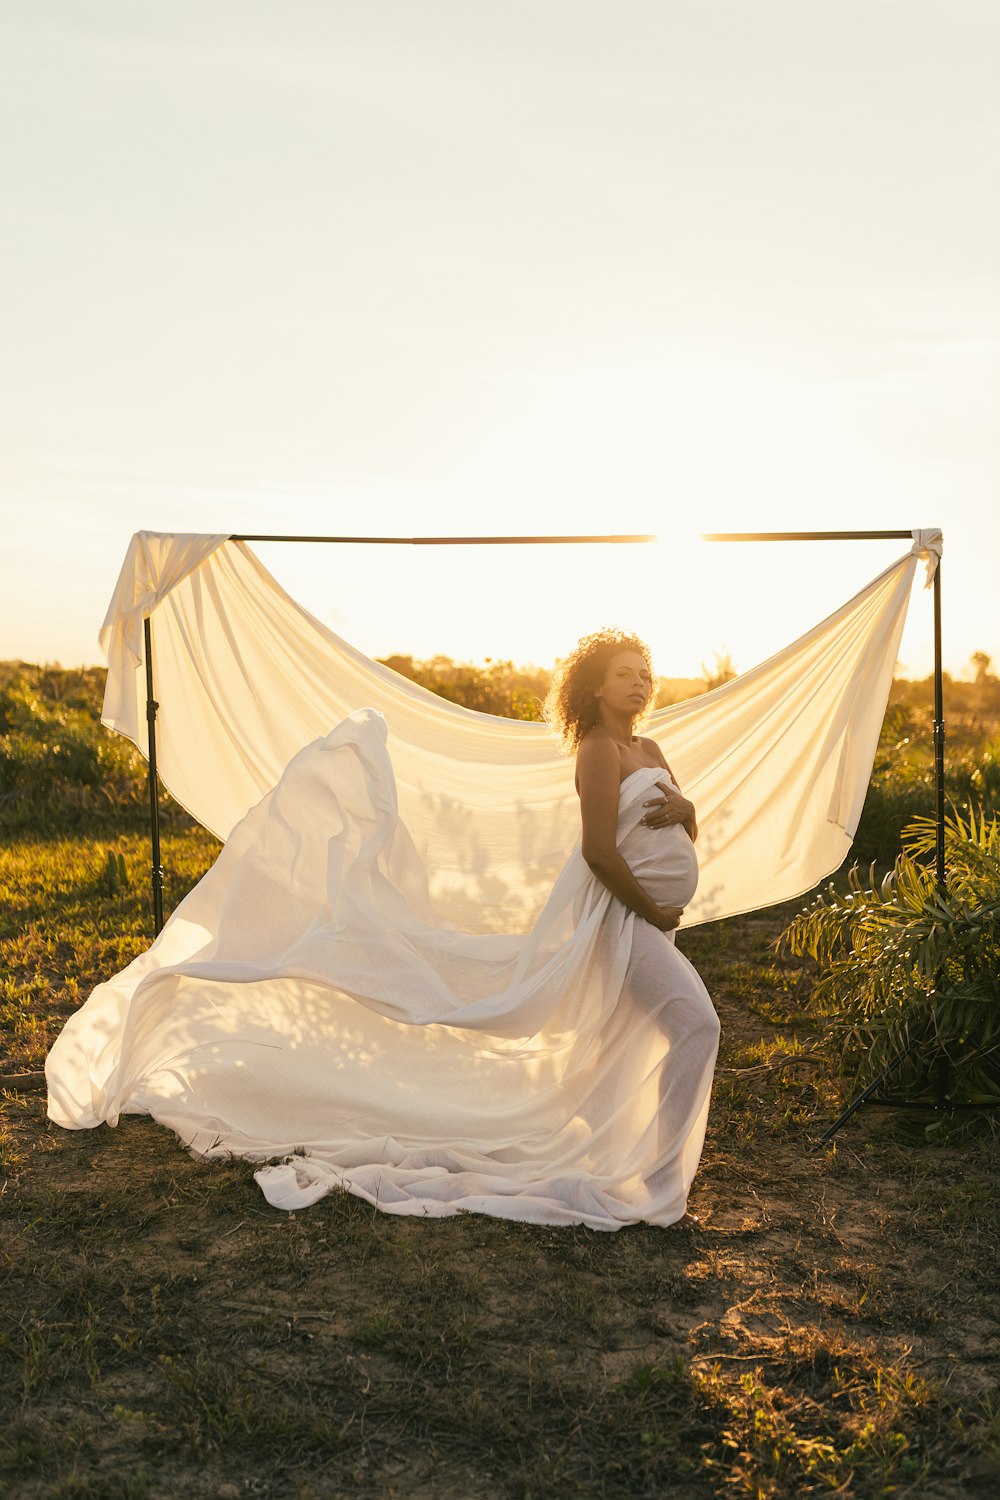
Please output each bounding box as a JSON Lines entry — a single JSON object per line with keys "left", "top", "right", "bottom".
{"left": 576, "top": 737, "right": 683, "bottom": 932}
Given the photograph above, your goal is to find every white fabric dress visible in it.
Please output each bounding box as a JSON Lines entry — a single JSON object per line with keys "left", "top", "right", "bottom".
{"left": 46, "top": 710, "right": 719, "bottom": 1229}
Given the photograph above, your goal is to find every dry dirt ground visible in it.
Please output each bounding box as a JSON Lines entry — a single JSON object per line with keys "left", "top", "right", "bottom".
{"left": 2, "top": 884, "right": 999, "bottom": 1499}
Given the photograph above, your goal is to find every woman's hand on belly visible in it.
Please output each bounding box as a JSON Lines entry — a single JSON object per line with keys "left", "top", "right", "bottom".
{"left": 654, "top": 904, "right": 685, "bottom": 932}
{"left": 642, "top": 782, "right": 697, "bottom": 841}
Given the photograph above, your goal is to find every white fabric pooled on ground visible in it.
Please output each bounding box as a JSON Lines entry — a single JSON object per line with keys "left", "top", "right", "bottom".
{"left": 47, "top": 724, "right": 718, "bottom": 1226}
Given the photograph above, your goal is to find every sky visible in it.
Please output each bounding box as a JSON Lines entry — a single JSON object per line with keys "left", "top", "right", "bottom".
{"left": 1, "top": 0, "right": 998, "bottom": 681}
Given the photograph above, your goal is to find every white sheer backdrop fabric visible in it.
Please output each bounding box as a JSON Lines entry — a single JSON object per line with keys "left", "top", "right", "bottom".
{"left": 96, "top": 532, "right": 930, "bottom": 930}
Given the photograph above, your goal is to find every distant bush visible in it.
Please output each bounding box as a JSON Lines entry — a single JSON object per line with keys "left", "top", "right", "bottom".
{"left": 3, "top": 659, "right": 998, "bottom": 857}
{"left": 377, "top": 655, "right": 549, "bottom": 720}
{"left": 0, "top": 666, "right": 149, "bottom": 831}
{"left": 890, "top": 658, "right": 1000, "bottom": 720}
{"left": 853, "top": 703, "right": 1000, "bottom": 867}
{"left": 378, "top": 655, "right": 712, "bottom": 715}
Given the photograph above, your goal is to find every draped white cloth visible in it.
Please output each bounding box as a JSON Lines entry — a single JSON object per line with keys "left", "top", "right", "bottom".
{"left": 93, "top": 531, "right": 935, "bottom": 930}
{"left": 45, "top": 529, "right": 938, "bottom": 1227}
{"left": 47, "top": 721, "right": 719, "bottom": 1225}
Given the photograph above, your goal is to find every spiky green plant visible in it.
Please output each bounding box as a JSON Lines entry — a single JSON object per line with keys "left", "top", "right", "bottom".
{"left": 778, "top": 809, "right": 1000, "bottom": 1105}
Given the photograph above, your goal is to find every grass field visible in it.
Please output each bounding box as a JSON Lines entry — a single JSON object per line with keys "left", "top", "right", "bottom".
{"left": 2, "top": 827, "right": 998, "bottom": 1498}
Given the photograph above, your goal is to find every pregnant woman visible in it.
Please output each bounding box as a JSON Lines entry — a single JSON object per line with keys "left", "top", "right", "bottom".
{"left": 549, "top": 629, "right": 720, "bottom": 1225}
{"left": 47, "top": 630, "right": 720, "bottom": 1231}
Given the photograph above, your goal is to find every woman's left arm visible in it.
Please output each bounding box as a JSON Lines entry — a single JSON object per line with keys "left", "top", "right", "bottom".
{"left": 641, "top": 741, "right": 698, "bottom": 842}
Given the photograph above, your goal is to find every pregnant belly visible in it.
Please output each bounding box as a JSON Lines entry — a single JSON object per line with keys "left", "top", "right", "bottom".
{"left": 620, "top": 821, "right": 699, "bottom": 908}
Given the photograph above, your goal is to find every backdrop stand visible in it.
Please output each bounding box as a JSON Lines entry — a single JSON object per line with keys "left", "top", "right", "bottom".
{"left": 140, "top": 525, "right": 958, "bottom": 1135}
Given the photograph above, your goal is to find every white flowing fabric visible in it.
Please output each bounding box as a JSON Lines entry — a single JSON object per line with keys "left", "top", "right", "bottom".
{"left": 47, "top": 714, "right": 719, "bottom": 1225}
{"left": 45, "top": 528, "right": 938, "bottom": 1226}
{"left": 92, "top": 530, "right": 936, "bottom": 929}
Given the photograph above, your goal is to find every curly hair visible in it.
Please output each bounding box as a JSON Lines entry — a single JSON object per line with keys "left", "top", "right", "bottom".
{"left": 545, "top": 628, "right": 655, "bottom": 753}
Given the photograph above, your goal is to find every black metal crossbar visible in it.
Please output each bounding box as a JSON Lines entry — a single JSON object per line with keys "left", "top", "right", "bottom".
{"left": 230, "top": 533, "right": 658, "bottom": 545}
{"left": 702, "top": 530, "right": 913, "bottom": 541}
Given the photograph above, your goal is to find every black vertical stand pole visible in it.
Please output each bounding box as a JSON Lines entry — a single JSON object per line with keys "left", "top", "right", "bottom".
{"left": 143, "top": 615, "right": 164, "bottom": 936}
{"left": 933, "top": 560, "right": 946, "bottom": 893}
{"left": 932, "top": 558, "right": 947, "bottom": 1105}
{"left": 816, "top": 548, "right": 949, "bottom": 1143}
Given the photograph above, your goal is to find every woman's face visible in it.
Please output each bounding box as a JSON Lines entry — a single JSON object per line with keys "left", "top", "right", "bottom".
{"left": 596, "top": 650, "right": 652, "bottom": 718}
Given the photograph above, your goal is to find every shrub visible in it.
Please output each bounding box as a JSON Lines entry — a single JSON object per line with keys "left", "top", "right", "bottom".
{"left": 853, "top": 705, "right": 1000, "bottom": 867}
{"left": 0, "top": 675, "right": 151, "bottom": 830}
{"left": 778, "top": 809, "right": 1000, "bottom": 1107}
{"left": 378, "top": 654, "right": 549, "bottom": 720}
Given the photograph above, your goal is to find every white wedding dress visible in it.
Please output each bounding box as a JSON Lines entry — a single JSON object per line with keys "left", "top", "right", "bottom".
{"left": 46, "top": 709, "right": 719, "bottom": 1230}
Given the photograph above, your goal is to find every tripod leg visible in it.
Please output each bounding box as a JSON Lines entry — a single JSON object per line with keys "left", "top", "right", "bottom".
{"left": 814, "top": 1034, "right": 924, "bottom": 1148}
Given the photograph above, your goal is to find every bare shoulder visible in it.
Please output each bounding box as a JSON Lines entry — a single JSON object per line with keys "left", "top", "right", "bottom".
{"left": 574, "top": 731, "right": 619, "bottom": 791}
{"left": 636, "top": 735, "right": 669, "bottom": 769}
{"left": 577, "top": 730, "right": 619, "bottom": 766}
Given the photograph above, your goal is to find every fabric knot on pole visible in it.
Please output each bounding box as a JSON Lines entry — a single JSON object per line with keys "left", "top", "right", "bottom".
{"left": 910, "top": 528, "right": 943, "bottom": 587}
